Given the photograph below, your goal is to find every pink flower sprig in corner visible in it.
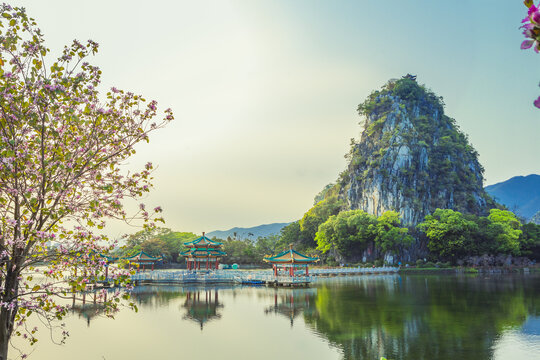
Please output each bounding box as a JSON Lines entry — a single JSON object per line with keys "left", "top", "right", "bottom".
{"left": 522, "top": 1, "right": 540, "bottom": 108}
{"left": 521, "top": 1, "right": 540, "bottom": 52}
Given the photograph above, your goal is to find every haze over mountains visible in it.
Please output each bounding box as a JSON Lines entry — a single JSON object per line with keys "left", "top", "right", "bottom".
{"left": 485, "top": 174, "right": 540, "bottom": 223}
{"left": 206, "top": 222, "right": 290, "bottom": 240}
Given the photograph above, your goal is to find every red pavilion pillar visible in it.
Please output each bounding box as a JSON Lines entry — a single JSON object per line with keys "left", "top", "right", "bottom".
{"left": 305, "top": 265, "right": 309, "bottom": 276}
{"left": 206, "top": 257, "right": 209, "bottom": 270}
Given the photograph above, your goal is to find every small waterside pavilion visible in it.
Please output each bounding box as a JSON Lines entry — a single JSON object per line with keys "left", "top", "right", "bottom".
{"left": 264, "top": 244, "right": 320, "bottom": 277}
{"left": 124, "top": 251, "right": 163, "bottom": 271}
{"left": 181, "top": 232, "right": 226, "bottom": 271}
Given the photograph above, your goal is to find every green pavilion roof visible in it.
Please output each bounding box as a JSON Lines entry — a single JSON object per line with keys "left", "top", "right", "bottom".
{"left": 99, "top": 253, "right": 119, "bottom": 262}
{"left": 123, "top": 251, "right": 163, "bottom": 262}
{"left": 181, "top": 248, "right": 227, "bottom": 258}
{"left": 264, "top": 246, "right": 319, "bottom": 264}
{"left": 184, "top": 235, "right": 223, "bottom": 247}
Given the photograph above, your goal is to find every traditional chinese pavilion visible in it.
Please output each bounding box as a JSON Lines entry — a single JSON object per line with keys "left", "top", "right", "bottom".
{"left": 181, "top": 232, "right": 226, "bottom": 271}
{"left": 124, "top": 251, "right": 163, "bottom": 271}
{"left": 264, "top": 244, "right": 319, "bottom": 277}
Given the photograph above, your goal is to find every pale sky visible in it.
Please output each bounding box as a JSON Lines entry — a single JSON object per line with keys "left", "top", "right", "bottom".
{"left": 10, "top": 0, "right": 540, "bottom": 235}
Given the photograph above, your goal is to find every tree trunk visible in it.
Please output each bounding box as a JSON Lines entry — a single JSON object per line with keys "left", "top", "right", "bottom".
{"left": 0, "top": 270, "right": 20, "bottom": 360}
{"left": 0, "top": 309, "right": 10, "bottom": 360}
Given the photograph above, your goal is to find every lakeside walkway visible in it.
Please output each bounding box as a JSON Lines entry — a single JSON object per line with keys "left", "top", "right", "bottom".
{"left": 128, "top": 266, "right": 398, "bottom": 287}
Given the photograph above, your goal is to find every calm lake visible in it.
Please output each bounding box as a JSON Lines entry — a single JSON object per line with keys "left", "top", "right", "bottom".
{"left": 15, "top": 274, "right": 540, "bottom": 360}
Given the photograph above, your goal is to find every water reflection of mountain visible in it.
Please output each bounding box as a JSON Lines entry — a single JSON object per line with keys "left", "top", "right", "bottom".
{"left": 302, "top": 275, "right": 540, "bottom": 360}
{"left": 264, "top": 288, "right": 317, "bottom": 327}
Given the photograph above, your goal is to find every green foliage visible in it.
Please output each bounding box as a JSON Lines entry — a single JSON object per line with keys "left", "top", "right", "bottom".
{"left": 299, "top": 195, "right": 344, "bottom": 247}
{"left": 520, "top": 222, "right": 540, "bottom": 258}
{"left": 313, "top": 183, "right": 336, "bottom": 204}
{"left": 312, "top": 209, "right": 412, "bottom": 259}
{"left": 220, "top": 234, "right": 284, "bottom": 264}
{"left": 373, "top": 211, "right": 413, "bottom": 254}
{"left": 417, "top": 209, "right": 479, "bottom": 259}
{"left": 487, "top": 209, "right": 522, "bottom": 255}
{"left": 279, "top": 221, "right": 303, "bottom": 247}
{"left": 315, "top": 210, "right": 377, "bottom": 255}
{"left": 417, "top": 208, "right": 529, "bottom": 261}
{"left": 120, "top": 228, "right": 198, "bottom": 262}
{"left": 392, "top": 77, "right": 424, "bottom": 102}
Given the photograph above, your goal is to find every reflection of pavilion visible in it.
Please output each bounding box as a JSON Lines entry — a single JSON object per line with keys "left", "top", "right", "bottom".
{"left": 182, "top": 289, "right": 223, "bottom": 330}
{"left": 71, "top": 291, "right": 111, "bottom": 326}
{"left": 264, "top": 289, "right": 317, "bottom": 327}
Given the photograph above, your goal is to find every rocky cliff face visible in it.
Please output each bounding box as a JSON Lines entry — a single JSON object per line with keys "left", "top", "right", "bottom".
{"left": 335, "top": 76, "right": 494, "bottom": 226}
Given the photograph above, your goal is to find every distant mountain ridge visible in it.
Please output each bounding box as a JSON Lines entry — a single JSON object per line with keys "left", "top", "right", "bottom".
{"left": 206, "top": 222, "right": 290, "bottom": 240}
{"left": 485, "top": 174, "right": 540, "bottom": 221}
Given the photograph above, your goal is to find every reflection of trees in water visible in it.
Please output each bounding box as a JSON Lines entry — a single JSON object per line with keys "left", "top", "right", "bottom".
{"left": 303, "top": 275, "right": 540, "bottom": 360}
{"left": 182, "top": 289, "right": 223, "bottom": 330}
{"left": 264, "top": 288, "right": 318, "bottom": 327}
